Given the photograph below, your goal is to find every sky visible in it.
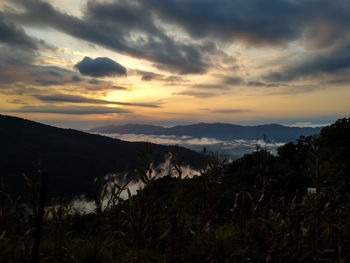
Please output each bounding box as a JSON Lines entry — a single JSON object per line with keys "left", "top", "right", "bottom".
{"left": 0, "top": 0, "right": 349, "bottom": 129}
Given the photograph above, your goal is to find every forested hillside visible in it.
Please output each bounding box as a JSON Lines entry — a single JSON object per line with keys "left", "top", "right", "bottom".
{"left": 0, "top": 118, "right": 349, "bottom": 262}
{"left": 0, "top": 114, "right": 203, "bottom": 197}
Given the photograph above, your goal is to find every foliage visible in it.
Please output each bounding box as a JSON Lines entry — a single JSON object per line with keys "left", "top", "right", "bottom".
{"left": 0, "top": 118, "right": 350, "bottom": 262}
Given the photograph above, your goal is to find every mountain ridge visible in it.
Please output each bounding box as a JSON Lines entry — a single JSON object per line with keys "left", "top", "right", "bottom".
{"left": 89, "top": 122, "right": 322, "bottom": 141}
{"left": 0, "top": 114, "right": 203, "bottom": 197}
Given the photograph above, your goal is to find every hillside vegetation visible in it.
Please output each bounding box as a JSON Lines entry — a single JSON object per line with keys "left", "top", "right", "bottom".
{"left": 0, "top": 118, "right": 349, "bottom": 262}
{"left": 0, "top": 114, "right": 203, "bottom": 197}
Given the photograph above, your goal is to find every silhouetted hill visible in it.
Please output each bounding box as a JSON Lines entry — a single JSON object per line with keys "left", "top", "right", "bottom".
{"left": 1, "top": 115, "right": 349, "bottom": 262}
{"left": 90, "top": 122, "right": 322, "bottom": 141}
{"left": 0, "top": 115, "right": 203, "bottom": 197}
{"left": 89, "top": 124, "right": 165, "bottom": 134}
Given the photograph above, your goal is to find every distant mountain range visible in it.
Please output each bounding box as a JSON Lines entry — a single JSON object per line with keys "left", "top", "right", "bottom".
{"left": 0, "top": 115, "right": 203, "bottom": 198}
{"left": 89, "top": 123, "right": 322, "bottom": 142}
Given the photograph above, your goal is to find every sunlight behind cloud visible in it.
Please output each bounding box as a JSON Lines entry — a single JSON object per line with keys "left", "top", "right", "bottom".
{"left": 0, "top": 0, "right": 348, "bottom": 128}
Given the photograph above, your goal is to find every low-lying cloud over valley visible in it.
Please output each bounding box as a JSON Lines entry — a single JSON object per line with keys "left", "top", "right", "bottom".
{"left": 102, "top": 133, "right": 285, "bottom": 160}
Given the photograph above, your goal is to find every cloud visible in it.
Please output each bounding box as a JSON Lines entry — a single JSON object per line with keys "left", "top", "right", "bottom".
{"left": 0, "top": 44, "right": 116, "bottom": 94}
{"left": 193, "top": 84, "right": 227, "bottom": 90}
{"left": 74, "top": 56, "right": 127, "bottom": 78}
{"left": 289, "top": 122, "right": 328, "bottom": 128}
{"left": 34, "top": 79, "right": 64, "bottom": 86}
{"left": 10, "top": 0, "right": 211, "bottom": 74}
{"left": 141, "top": 73, "right": 159, "bottom": 81}
{"left": 173, "top": 83, "right": 232, "bottom": 98}
{"left": 141, "top": 0, "right": 300, "bottom": 46}
{"left": 0, "top": 46, "right": 35, "bottom": 87}
{"left": 11, "top": 105, "right": 131, "bottom": 115}
{"left": 72, "top": 75, "right": 81, "bottom": 82}
{"left": 137, "top": 71, "right": 166, "bottom": 81}
{"left": 135, "top": 70, "right": 183, "bottom": 82}
{"left": 222, "top": 76, "right": 244, "bottom": 86}
{"left": 105, "top": 133, "right": 284, "bottom": 158}
{"left": 9, "top": 1, "right": 350, "bottom": 57}
{"left": 35, "top": 94, "right": 160, "bottom": 108}
{"left": 172, "top": 91, "right": 218, "bottom": 98}
{"left": 143, "top": 0, "right": 350, "bottom": 48}
{"left": 212, "top": 109, "right": 252, "bottom": 114}
{"left": 247, "top": 82, "right": 326, "bottom": 96}
{"left": 8, "top": 99, "right": 28, "bottom": 105}
{"left": 188, "top": 79, "right": 243, "bottom": 92}
{"left": 0, "top": 45, "right": 75, "bottom": 91}
{"left": 264, "top": 45, "right": 350, "bottom": 82}
{"left": 88, "top": 79, "right": 100, "bottom": 84}
{"left": 0, "top": 63, "right": 67, "bottom": 89}
{"left": 246, "top": 81, "right": 277, "bottom": 87}
{"left": 5, "top": 0, "right": 350, "bottom": 90}
{"left": 0, "top": 12, "right": 37, "bottom": 50}
{"left": 112, "top": 86, "right": 130, "bottom": 91}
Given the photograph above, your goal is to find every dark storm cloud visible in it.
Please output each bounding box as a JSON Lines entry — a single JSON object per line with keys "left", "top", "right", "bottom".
{"left": 35, "top": 94, "right": 160, "bottom": 108}
{"left": 0, "top": 12, "right": 37, "bottom": 49}
{"left": 9, "top": 0, "right": 350, "bottom": 50}
{"left": 86, "top": 0, "right": 210, "bottom": 74}
{"left": 144, "top": 0, "right": 300, "bottom": 46}
{"left": 75, "top": 56, "right": 127, "bottom": 78}
{"left": 11, "top": 105, "right": 132, "bottom": 115}
{"left": 87, "top": 0, "right": 350, "bottom": 80}
{"left": 264, "top": 45, "right": 350, "bottom": 82}
{"left": 6, "top": 0, "right": 350, "bottom": 83}
{"left": 143, "top": 0, "right": 350, "bottom": 48}
{"left": 10, "top": 0, "right": 210, "bottom": 74}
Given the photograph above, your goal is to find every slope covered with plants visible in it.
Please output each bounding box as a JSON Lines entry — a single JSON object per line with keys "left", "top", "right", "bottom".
{"left": 0, "top": 114, "right": 203, "bottom": 197}
{"left": 0, "top": 118, "right": 349, "bottom": 262}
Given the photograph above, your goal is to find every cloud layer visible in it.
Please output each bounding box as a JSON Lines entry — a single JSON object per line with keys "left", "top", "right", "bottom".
{"left": 11, "top": 105, "right": 131, "bottom": 115}
{"left": 0, "top": 0, "right": 349, "bottom": 125}
{"left": 0, "top": 12, "right": 37, "bottom": 50}
{"left": 7, "top": 0, "right": 350, "bottom": 82}
{"left": 35, "top": 94, "right": 160, "bottom": 108}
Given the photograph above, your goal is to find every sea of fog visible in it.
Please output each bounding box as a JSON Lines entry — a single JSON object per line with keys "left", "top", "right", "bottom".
{"left": 103, "top": 133, "right": 285, "bottom": 161}
{"left": 64, "top": 133, "right": 285, "bottom": 215}
{"left": 58, "top": 156, "right": 201, "bottom": 215}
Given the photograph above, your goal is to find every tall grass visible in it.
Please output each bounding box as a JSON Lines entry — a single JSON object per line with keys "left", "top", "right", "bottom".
{"left": 1, "top": 136, "right": 350, "bottom": 262}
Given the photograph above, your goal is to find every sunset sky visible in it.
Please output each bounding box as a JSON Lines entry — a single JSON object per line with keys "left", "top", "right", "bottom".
{"left": 0, "top": 0, "right": 349, "bottom": 129}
